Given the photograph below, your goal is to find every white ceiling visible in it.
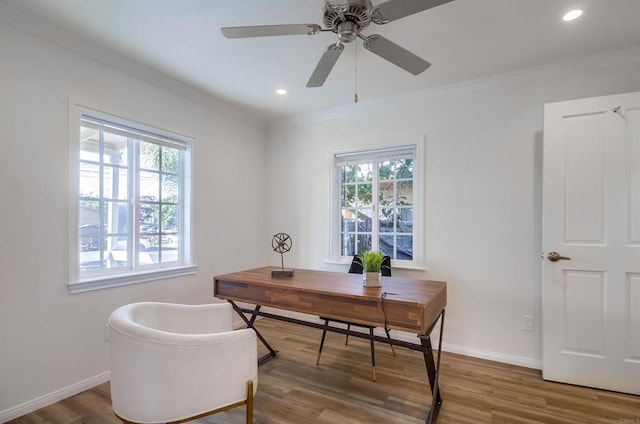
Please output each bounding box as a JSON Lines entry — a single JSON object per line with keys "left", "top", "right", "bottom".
{"left": 2, "top": 0, "right": 640, "bottom": 122}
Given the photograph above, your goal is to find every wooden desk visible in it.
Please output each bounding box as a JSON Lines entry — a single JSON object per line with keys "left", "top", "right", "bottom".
{"left": 214, "top": 266, "right": 447, "bottom": 424}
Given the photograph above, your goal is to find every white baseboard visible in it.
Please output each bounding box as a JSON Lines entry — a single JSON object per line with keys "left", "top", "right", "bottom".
{"left": 0, "top": 371, "right": 110, "bottom": 423}
{"left": 442, "top": 343, "right": 541, "bottom": 370}
{"left": 258, "top": 308, "right": 542, "bottom": 370}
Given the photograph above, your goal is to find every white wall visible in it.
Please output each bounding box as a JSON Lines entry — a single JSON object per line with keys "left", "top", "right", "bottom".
{"left": 2, "top": 9, "right": 640, "bottom": 419}
{"left": 0, "top": 21, "right": 268, "bottom": 419}
{"left": 266, "top": 56, "right": 640, "bottom": 367}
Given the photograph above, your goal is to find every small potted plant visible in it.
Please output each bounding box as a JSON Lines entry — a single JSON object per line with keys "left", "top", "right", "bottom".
{"left": 359, "top": 250, "right": 385, "bottom": 287}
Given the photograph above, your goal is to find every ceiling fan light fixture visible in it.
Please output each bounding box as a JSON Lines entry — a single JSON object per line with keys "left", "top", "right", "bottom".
{"left": 337, "top": 21, "right": 359, "bottom": 43}
{"left": 562, "top": 9, "right": 583, "bottom": 21}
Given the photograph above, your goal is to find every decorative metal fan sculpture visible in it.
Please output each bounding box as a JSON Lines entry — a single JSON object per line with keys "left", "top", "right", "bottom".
{"left": 271, "top": 233, "right": 294, "bottom": 277}
{"left": 221, "top": 0, "right": 454, "bottom": 87}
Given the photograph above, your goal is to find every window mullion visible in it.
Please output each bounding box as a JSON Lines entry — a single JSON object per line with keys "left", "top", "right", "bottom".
{"left": 130, "top": 137, "right": 138, "bottom": 269}
{"left": 156, "top": 146, "right": 162, "bottom": 261}
{"left": 371, "top": 161, "right": 380, "bottom": 252}
{"left": 98, "top": 128, "right": 106, "bottom": 269}
{"left": 177, "top": 150, "right": 184, "bottom": 263}
{"left": 394, "top": 178, "right": 398, "bottom": 259}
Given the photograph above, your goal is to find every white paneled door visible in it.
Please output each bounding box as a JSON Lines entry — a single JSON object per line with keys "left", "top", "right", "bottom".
{"left": 542, "top": 91, "right": 640, "bottom": 394}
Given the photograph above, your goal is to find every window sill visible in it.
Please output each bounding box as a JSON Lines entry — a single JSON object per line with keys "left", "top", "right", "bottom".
{"left": 68, "top": 265, "right": 198, "bottom": 294}
{"left": 325, "top": 259, "right": 426, "bottom": 271}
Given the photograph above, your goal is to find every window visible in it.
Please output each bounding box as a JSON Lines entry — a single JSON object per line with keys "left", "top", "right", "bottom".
{"left": 69, "top": 105, "right": 194, "bottom": 292}
{"left": 331, "top": 141, "right": 423, "bottom": 267}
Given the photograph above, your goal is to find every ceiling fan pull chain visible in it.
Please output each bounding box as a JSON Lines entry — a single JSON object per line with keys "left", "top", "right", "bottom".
{"left": 354, "top": 43, "right": 359, "bottom": 103}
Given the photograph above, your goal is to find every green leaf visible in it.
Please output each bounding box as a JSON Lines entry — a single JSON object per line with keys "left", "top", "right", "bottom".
{"left": 359, "top": 250, "right": 385, "bottom": 272}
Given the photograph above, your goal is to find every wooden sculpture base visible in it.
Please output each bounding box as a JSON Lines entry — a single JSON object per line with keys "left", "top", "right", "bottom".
{"left": 271, "top": 269, "right": 295, "bottom": 278}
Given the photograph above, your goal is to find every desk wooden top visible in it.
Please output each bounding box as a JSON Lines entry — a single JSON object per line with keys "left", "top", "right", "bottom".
{"left": 214, "top": 266, "right": 447, "bottom": 335}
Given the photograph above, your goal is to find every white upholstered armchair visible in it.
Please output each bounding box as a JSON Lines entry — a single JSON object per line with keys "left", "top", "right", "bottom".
{"left": 108, "top": 302, "right": 258, "bottom": 424}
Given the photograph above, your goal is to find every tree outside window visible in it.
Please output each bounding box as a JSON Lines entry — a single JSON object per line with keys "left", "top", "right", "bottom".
{"left": 77, "top": 113, "right": 190, "bottom": 277}
{"left": 335, "top": 145, "right": 418, "bottom": 261}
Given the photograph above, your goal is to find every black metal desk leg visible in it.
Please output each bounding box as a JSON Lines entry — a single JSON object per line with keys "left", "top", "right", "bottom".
{"left": 316, "top": 319, "right": 329, "bottom": 365}
{"left": 421, "top": 310, "right": 445, "bottom": 424}
{"left": 369, "top": 327, "right": 377, "bottom": 382}
{"left": 227, "top": 301, "right": 278, "bottom": 364}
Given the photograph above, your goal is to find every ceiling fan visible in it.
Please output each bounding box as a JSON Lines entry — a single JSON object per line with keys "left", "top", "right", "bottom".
{"left": 221, "top": 0, "right": 454, "bottom": 87}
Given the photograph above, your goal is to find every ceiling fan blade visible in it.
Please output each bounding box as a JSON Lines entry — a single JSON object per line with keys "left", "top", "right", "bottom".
{"left": 221, "top": 24, "right": 321, "bottom": 39}
{"left": 363, "top": 35, "right": 430, "bottom": 75}
{"left": 307, "top": 43, "right": 344, "bottom": 87}
{"left": 372, "top": 0, "right": 454, "bottom": 24}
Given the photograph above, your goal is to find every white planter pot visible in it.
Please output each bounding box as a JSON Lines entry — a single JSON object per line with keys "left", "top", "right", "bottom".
{"left": 363, "top": 272, "right": 381, "bottom": 287}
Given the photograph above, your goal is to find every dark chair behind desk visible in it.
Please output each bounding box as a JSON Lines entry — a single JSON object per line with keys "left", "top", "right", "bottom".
{"left": 316, "top": 255, "right": 395, "bottom": 382}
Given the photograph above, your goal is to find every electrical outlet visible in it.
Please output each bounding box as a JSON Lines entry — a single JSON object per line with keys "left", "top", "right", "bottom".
{"left": 104, "top": 323, "right": 110, "bottom": 342}
{"left": 521, "top": 315, "right": 534, "bottom": 332}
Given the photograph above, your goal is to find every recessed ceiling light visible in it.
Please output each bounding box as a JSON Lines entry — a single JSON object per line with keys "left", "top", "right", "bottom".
{"left": 563, "top": 9, "right": 583, "bottom": 21}
{"left": 275, "top": 88, "right": 287, "bottom": 95}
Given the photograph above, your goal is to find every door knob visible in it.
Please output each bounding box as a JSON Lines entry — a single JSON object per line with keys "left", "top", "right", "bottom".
{"left": 547, "top": 251, "right": 571, "bottom": 262}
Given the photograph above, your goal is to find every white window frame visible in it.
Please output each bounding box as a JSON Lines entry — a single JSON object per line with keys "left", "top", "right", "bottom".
{"left": 329, "top": 138, "right": 425, "bottom": 269}
{"left": 68, "top": 103, "right": 196, "bottom": 293}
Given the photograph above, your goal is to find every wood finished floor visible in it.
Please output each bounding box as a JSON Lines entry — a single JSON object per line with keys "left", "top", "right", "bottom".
{"left": 9, "top": 319, "right": 640, "bottom": 424}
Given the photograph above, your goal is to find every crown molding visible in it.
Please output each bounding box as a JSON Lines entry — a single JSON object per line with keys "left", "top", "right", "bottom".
{"left": 0, "top": 2, "right": 269, "bottom": 129}
{"left": 270, "top": 46, "right": 640, "bottom": 129}
{"left": 3, "top": 2, "right": 639, "bottom": 131}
